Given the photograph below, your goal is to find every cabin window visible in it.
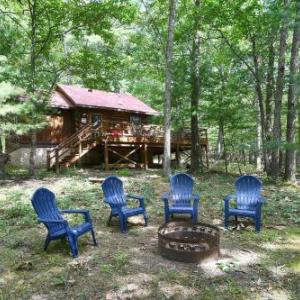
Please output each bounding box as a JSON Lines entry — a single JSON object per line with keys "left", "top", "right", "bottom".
{"left": 130, "top": 115, "right": 141, "bottom": 125}
{"left": 92, "top": 113, "right": 101, "bottom": 128}
{"left": 80, "top": 113, "right": 88, "bottom": 125}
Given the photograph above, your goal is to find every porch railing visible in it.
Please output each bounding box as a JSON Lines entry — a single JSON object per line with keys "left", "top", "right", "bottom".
{"left": 97, "top": 120, "right": 207, "bottom": 142}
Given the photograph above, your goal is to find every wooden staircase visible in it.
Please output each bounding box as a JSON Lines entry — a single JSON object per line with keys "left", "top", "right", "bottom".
{"left": 47, "top": 123, "right": 98, "bottom": 172}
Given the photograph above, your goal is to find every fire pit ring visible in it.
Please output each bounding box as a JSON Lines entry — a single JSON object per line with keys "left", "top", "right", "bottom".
{"left": 158, "top": 221, "right": 220, "bottom": 263}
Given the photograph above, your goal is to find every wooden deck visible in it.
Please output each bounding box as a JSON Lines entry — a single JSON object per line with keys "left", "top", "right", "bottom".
{"left": 47, "top": 121, "right": 208, "bottom": 171}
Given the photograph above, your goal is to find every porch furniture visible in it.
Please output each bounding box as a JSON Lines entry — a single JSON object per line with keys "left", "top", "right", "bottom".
{"left": 101, "top": 176, "right": 148, "bottom": 233}
{"left": 224, "top": 175, "right": 266, "bottom": 232}
{"left": 162, "top": 173, "right": 200, "bottom": 223}
{"left": 31, "top": 188, "right": 97, "bottom": 257}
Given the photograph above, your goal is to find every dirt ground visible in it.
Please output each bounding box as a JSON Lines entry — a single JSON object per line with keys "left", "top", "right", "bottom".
{"left": 0, "top": 168, "right": 299, "bottom": 299}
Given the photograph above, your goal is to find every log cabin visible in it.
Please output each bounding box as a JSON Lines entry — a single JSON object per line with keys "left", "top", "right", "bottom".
{"left": 9, "top": 84, "right": 209, "bottom": 170}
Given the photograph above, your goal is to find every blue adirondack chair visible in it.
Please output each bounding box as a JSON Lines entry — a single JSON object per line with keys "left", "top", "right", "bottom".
{"left": 101, "top": 176, "right": 148, "bottom": 233}
{"left": 162, "top": 173, "right": 200, "bottom": 223}
{"left": 31, "top": 188, "right": 97, "bottom": 257}
{"left": 224, "top": 175, "right": 266, "bottom": 232}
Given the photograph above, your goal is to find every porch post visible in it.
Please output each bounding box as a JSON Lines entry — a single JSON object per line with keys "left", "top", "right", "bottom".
{"left": 144, "top": 143, "right": 148, "bottom": 170}
{"left": 104, "top": 142, "right": 109, "bottom": 171}
{"left": 55, "top": 148, "right": 59, "bottom": 174}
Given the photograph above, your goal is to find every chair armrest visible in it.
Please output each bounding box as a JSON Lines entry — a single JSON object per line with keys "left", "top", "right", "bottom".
{"left": 61, "top": 209, "right": 92, "bottom": 222}
{"left": 127, "top": 194, "right": 145, "bottom": 208}
{"left": 38, "top": 218, "right": 68, "bottom": 225}
{"left": 223, "top": 194, "right": 236, "bottom": 202}
{"left": 61, "top": 209, "right": 89, "bottom": 214}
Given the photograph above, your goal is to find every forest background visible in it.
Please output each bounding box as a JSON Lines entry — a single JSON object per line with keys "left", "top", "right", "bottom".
{"left": 0, "top": 0, "right": 300, "bottom": 181}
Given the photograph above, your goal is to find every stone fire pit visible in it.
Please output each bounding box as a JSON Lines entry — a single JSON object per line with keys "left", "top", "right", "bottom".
{"left": 158, "top": 221, "right": 220, "bottom": 263}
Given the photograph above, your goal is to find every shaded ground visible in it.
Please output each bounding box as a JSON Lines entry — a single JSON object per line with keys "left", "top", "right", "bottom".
{"left": 0, "top": 168, "right": 299, "bottom": 299}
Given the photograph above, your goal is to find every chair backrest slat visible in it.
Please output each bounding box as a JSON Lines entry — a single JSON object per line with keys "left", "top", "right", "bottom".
{"left": 235, "top": 175, "right": 262, "bottom": 210}
{"left": 102, "top": 176, "right": 127, "bottom": 208}
{"left": 170, "top": 173, "right": 194, "bottom": 206}
{"left": 31, "top": 188, "right": 65, "bottom": 234}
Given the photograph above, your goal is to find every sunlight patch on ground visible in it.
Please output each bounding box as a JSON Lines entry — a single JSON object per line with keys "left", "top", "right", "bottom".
{"left": 67, "top": 255, "right": 94, "bottom": 271}
{"left": 105, "top": 273, "right": 153, "bottom": 300}
{"left": 261, "top": 242, "right": 280, "bottom": 251}
{"left": 95, "top": 230, "right": 105, "bottom": 235}
{"left": 267, "top": 265, "right": 291, "bottom": 279}
{"left": 105, "top": 283, "right": 151, "bottom": 300}
{"left": 262, "top": 234, "right": 300, "bottom": 252}
{"left": 255, "top": 289, "right": 292, "bottom": 300}
{"left": 158, "top": 282, "right": 197, "bottom": 299}
{"left": 30, "top": 294, "right": 49, "bottom": 300}
{"left": 127, "top": 215, "right": 146, "bottom": 225}
{"left": 199, "top": 248, "right": 262, "bottom": 277}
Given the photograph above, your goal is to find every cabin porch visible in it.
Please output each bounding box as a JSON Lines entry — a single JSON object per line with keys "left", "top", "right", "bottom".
{"left": 46, "top": 120, "right": 209, "bottom": 172}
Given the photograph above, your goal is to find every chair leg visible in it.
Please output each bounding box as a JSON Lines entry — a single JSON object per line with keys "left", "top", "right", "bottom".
{"left": 224, "top": 214, "right": 229, "bottom": 229}
{"left": 44, "top": 235, "right": 51, "bottom": 251}
{"left": 165, "top": 212, "right": 170, "bottom": 223}
{"left": 68, "top": 235, "right": 78, "bottom": 257}
{"left": 107, "top": 212, "right": 113, "bottom": 226}
{"left": 120, "top": 215, "right": 127, "bottom": 233}
{"left": 144, "top": 212, "right": 148, "bottom": 226}
{"left": 192, "top": 211, "right": 198, "bottom": 223}
{"left": 91, "top": 229, "right": 97, "bottom": 246}
{"left": 255, "top": 217, "right": 261, "bottom": 232}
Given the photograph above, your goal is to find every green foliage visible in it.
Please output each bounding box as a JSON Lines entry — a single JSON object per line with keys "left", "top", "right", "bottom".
{"left": 116, "top": 168, "right": 133, "bottom": 177}
{"left": 113, "top": 250, "right": 129, "bottom": 269}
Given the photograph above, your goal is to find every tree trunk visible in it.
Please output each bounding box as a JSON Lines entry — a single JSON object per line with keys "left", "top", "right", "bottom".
{"left": 29, "top": 0, "right": 37, "bottom": 176}
{"left": 0, "top": 153, "right": 9, "bottom": 179}
{"left": 265, "top": 31, "right": 276, "bottom": 175}
{"left": 215, "top": 123, "right": 224, "bottom": 161}
{"left": 251, "top": 37, "right": 268, "bottom": 171}
{"left": 0, "top": 134, "right": 6, "bottom": 154}
{"left": 256, "top": 100, "right": 263, "bottom": 172}
{"left": 284, "top": 0, "right": 300, "bottom": 181}
{"left": 221, "top": 124, "right": 228, "bottom": 174}
{"left": 163, "top": 0, "right": 177, "bottom": 176}
{"left": 297, "top": 109, "right": 300, "bottom": 166}
{"left": 190, "top": 0, "right": 202, "bottom": 174}
{"left": 265, "top": 31, "right": 275, "bottom": 140}
{"left": 29, "top": 131, "right": 37, "bottom": 177}
{"left": 270, "top": 0, "right": 290, "bottom": 179}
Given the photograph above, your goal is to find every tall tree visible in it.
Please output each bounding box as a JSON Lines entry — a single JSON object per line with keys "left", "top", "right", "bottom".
{"left": 163, "top": 0, "right": 177, "bottom": 176}
{"left": 284, "top": 0, "right": 300, "bottom": 181}
{"left": 271, "top": 0, "right": 290, "bottom": 179}
{"left": 190, "top": 0, "right": 202, "bottom": 174}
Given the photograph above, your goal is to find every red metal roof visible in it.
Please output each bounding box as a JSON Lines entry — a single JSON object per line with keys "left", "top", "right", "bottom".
{"left": 51, "top": 84, "right": 158, "bottom": 115}
{"left": 51, "top": 90, "right": 73, "bottom": 109}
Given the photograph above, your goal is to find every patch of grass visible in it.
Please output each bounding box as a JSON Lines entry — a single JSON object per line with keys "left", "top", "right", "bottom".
{"left": 52, "top": 274, "right": 67, "bottom": 287}
{"left": 5, "top": 165, "right": 30, "bottom": 178}
{"left": 116, "top": 168, "right": 133, "bottom": 177}
{"left": 158, "top": 268, "right": 182, "bottom": 282}
{"left": 1, "top": 202, "right": 36, "bottom": 227}
{"left": 0, "top": 168, "right": 299, "bottom": 299}
{"left": 99, "top": 263, "right": 114, "bottom": 274}
{"left": 113, "top": 251, "right": 129, "bottom": 269}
